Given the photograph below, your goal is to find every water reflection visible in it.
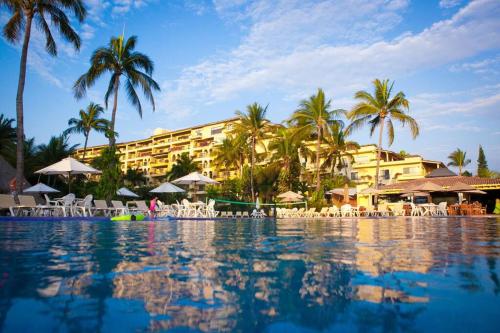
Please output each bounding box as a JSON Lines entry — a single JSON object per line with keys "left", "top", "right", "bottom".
{"left": 0, "top": 217, "right": 499, "bottom": 332}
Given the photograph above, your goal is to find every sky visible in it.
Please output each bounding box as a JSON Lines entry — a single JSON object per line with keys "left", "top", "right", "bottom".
{"left": 1, "top": 0, "right": 499, "bottom": 173}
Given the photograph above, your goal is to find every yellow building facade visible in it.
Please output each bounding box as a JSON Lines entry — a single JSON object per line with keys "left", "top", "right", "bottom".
{"left": 75, "top": 118, "right": 444, "bottom": 203}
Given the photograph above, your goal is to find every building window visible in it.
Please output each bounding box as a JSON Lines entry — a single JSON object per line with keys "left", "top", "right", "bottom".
{"left": 211, "top": 127, "right": 223, "bottom": 135}
{"left": 351, "top": 172, "right": 358, "bottom": 180}
{"left": 403, "top": 167, "right": 419, "bottom": 175}
{"left": 382, "top": 169, "right": 390, "bottom": 180}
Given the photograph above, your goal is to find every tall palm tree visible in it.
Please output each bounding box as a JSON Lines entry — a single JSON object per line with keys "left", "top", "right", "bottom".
{"left": 289, "top": 88, "right": 344, "bottom": 191}
{"left": 74, "top": 35, "right": 160, "bottom": 147}
{"left": 233, "top": 103, "right": 273, "bottom": 200}
{"left": 347, "top": 79, "right": 419, "bottom": 189}
{"left": 0, "top": 114, "right": 16, "bottom": 158}
{"left": 2, "top": 0, "right": 86, "bottom": 192}
{"left": 64, "top": 103, "right": 109, "bottom": 161}
{"left": 447, "top": 148, "right": 471, "bottom": 176}
{"left": 124, "top": 168, "right": 147, "bottom": 186}
{"left": 213, "top": 136, "right": 244, "bottom": 180}
{"left": 268, "top": 127, "right": 301, "bottom": 192}
{"left": 321, "top": 122, "right": 360, "bottom": 176}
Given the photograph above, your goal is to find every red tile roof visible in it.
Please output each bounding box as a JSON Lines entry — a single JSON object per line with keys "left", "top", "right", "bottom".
{"left": 380, "top": 176, "right": 500, "bottom": 192}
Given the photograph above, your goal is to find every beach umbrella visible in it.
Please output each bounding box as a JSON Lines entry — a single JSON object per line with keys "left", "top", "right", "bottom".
{"left": 414, "top": 182, "right": 444, "bottom": 192}
{"left": 464, "top": 189, "right": 487, "bottom": 195}
{"left": 447, "top": 182, "right": 475, "bottom": 192}
{"left": 255, "top": 197, "right": 260, "bottom": 210}
{"left": 150, "top": 182, "right": 185, "bottom": 193}
{"left": 171, "top": 172, "right": 218, "bottom": 201}
{"left": 277, "top": 191, "right": 303, "bottom": 201}
{"left": 24, "top": 182, "right": 60, "bottom": 193}
{"left": 117, "top": 187, "right": 140, "bottom": 198}
{"left": 400, "top": 191, "right": 430, "bottom": 198}
{"left": 35, "top": 157, "right": 101, "bottom": 192}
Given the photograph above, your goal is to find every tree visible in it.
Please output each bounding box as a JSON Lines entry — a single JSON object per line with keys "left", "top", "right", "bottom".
{"left": 92, "top": 147, "right": 122, "bottom": 201}
{"left": 213, "top": 136, "right": 245, "bottom": 180}
{"left": 74, "top": 35, "right": 160, "bottom": 147}
{"left": 124, "top": 168, "right": 147, "bottom": 186}
{"left": 37, "top": 133, "right": 79, "bottom": 165}
{"left": 447, "top": 148, "right": 471, "bottom": 176}
{"left": 64, "top": 103, "right": 109, "bottom": 161}
{"left": 0, "top": 114, "right": 16, "bottom": 158}
{"left": 347, "top": 79, "right": 419, "bottom": 190}
{"left": 477, "top": 145, "right": 489, "bottom": 177}
{"left": 233, "top": 103, "right": 274, "bottom": 200}
{"left": 166, "top": 153, "right": 200, "bottom": 181}
{"left": 289, "top": 88, "right": 344, "bottom": 191}
{"left": 321, "top": 122, "right": 359, "bottom": 177}
{"left": 268, "top": 127, "right": 301, "bottom": 192}
{"left": 2, "top": 0, "right": 86, "bottom": 193}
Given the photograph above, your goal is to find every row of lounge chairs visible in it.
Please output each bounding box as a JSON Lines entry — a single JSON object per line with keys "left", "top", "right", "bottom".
{"left": 0, "top": 193, "right": 149, "bottom": 217}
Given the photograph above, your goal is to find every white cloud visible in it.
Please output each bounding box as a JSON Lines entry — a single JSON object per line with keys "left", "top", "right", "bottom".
{"left": 449, "top": 54, "right": 500, "bottom": 74}
{"left": 158, "top": 0, "right": 500, "bottom": 118}
{"left": 439, "top": 0, "right": 462, "bottom": 9}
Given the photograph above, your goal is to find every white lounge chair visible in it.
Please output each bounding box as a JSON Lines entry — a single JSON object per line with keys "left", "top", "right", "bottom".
{"left": 93, "top": 200, "right": 115, "bottom": 216}
{"left": 111, "top": 200, "right": 129, "bottom": 215}
{"left": 0, "top": 194, "right": 19, "bottom": 216}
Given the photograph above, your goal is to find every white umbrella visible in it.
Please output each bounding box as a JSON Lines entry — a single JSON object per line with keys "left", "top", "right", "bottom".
{"left": 171, "top": 172, "right": 219, "bottom": 185}
{"left": 35, "top": 157, "right": 101, "bottom": 192}
{"left": 277, "top": 191, "right": 304, "bottom": 200}
{"left": 171, "top": 172, "right": 218, "bottom": 201}
{"left": 117, "top": 187, "right": 140, "bottom": 198}
{"left": 24, "top": 182, "right": 60, "bottom": 193}
{"left": 256, "top": 197, "right": 260, "bottom": 210}
{"left": 150, "top": 182, "right": 185, "bottom": 193}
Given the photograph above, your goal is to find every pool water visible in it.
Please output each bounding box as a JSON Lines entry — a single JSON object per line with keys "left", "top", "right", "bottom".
{"left": 0, "top": 217, "right": 499, "bottom": 332}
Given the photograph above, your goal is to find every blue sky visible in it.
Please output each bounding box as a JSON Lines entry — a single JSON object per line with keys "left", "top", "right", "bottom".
{"left": 1, "top": 0, "right": 500, "bottom": 172}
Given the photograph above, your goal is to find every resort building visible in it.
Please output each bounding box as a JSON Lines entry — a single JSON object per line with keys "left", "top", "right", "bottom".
{"left": 75, "top": 118, "right": 446, "bottom": 194}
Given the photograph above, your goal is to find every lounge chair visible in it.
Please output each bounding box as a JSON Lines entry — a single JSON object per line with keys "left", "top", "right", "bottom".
{"left": 340, "top": 204, "right": 352, "bottom": 217}
{"left": 328, "top": 206, "right": 340, "bottom": 217}
{"left": 235, "top": 211, "right": 242, "bottom": 218}
{"left": 0, "top": 194, "right": 18, "bottom": 216}
{"left": 220, "top": 211, "right": 227, "bottom": 218}
{"left": 111, "top": 200, "right": 129, "bottom": 215}
{"left": 18, "top": 195, "right": 65, "bottom": 217}
{"left": 304, "top": 208, "right": 317, "bottom": 218}
{"left": 242, "top": 211, "right": 249, "bottom": 218}
{"left": 93, "top": 200, "right": 115, "bottom": 216}
{"left": 128, "top": 201, "right": 149, "bottom": 215}
{"left": 318, "top": 207, "right": 329, "bottom": 217}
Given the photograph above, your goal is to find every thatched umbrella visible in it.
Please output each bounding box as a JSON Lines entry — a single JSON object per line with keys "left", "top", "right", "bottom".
{"left": 447, "top": 182, "right": 476, "bottom": 203}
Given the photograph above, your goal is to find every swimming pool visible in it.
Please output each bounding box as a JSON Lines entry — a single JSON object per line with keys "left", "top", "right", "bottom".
{"left": 0, "top": 217, "right": 499, "bottom": 332}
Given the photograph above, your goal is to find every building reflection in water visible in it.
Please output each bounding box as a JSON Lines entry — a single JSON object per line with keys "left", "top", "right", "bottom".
{"left": 0, "top": 217, "right": 499, "bottom": 332}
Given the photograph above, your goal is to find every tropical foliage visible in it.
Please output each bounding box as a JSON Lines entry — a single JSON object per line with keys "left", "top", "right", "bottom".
{"left": 74, "top": 35, "right": 160, "bottom": 146}
{"left": 92, "top": 147, "right": 122, "bottom": 201}
{"left": 289, "top": 88, "right": 344, "bottom": 192}
{"left": 232, "top": 103, "right": 274, "bottom": 200}
{"left": 64, "top": 103, "right": 109, "bottom": 160}
{"left": 477, "top": 145, "right": 489, "bottom": 177}
{"left": 321, "top": 122, "right": 359, "bottom": 176}
{"left": 166, "top": 153, "right": 200, "bottom": 181}
{"left": 347, "top": 79, "right": 419, "bottom": 189}
{"left": 0, "top": 114, "right": 16, "bottom": 158}
{"left": 213, "top": 136, "right": 245, "bottom": 179}
{"left": 268, "top": 127, "right": 301, "bottom": 193}
{"left": 2, "top": 0, "right": 86, "bottom": 192}
{"left": 447, "top": 148, "right": 471, "bottom": 176}
{"left": 124, "top": 168, "right": 147, "bottom": 186}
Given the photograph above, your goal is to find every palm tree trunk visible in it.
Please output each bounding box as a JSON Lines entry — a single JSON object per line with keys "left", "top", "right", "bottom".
{"left": 374, "top": 117, "right": 385, "bottom": 207}
{"left": 459, "top": 165, "right": 462, "bottom": 176}
{"left": 315, "top": 126, "right": 321, "bottom": 192}
{"left": 82, "top": 133, "right": 89, "bottom": 161}
{"left": 250, "top": 137, "right": 255, "bottom": 201}
{"left": 15, "top": 14, "right": 33, "bottom": 194}
{"left": 109, "top": 75, "right": 120, "bottom": 147}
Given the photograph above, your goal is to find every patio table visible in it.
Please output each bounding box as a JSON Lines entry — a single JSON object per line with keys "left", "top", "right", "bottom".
{"left": 418, "top": 204, "right": 438, "bottom": 216}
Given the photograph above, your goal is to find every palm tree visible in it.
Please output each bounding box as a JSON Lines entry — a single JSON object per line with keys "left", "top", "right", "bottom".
{"left": 124, "top": 168, "right": 147, "bottom": 186}
{"left": 2, "top": 0, "right": 86, "bottom": 192}
{"left": 64, "top": 103, "right": 109, "bottom": 161}
{"left": 74, "top": 35, "right": 160, "bottom": 147}
{"left": 213, "top": 136, "right": 244, "bottom": 180}
{"left": 289, "top": 88, "right": 344, "bottom": 191}
{"left": 233, "top": 103, "right": 274, "bottom": 200}
{"left": 447, "top": 148, "right": 471, "bottom": 176}
{"left": 0, "top": 114, "right": 16, "bottom": 158}
{"left": 321, "top": 122, "right": 360, "bottom": 176}
{"left": 37, "top": 133, "right": 79, "bottom": 165}
{"left": 167, "top": 153, "right": 200, "bottom": 181}
{"left": 347, "top": 79, "right": 419, "bottom": 189}
{"left": 268, "top": 127, "right": 301, "bottom": 192}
